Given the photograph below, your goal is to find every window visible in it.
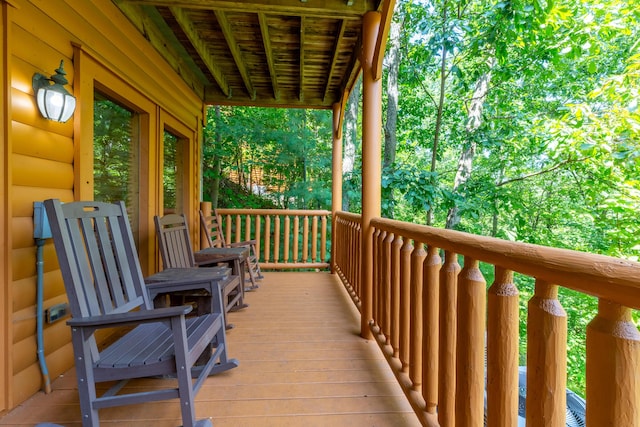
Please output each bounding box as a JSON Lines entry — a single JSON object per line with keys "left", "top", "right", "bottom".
{"left": 93, "top": 92, "right": 140, "bottom": 234}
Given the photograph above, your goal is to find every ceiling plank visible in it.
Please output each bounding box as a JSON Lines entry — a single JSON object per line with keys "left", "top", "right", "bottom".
{"left": 168, "top": 6, "right": 231, "bottom": 97}
{"left": 122, "top": 0, "right": 375, "bottom": 18}
{"left": 115, "top": 2, "right": 206, "bottom": 96}
{"left": 299, "top": 15, "right": 305, "bottom": 102}
{"left": 322, "top": 19, "right": 347, "bottom": 104}
{"left": 214, "top": 10, "right": 256, "bottom": 101}
{"left": 258, "top": 13, "right": 279, "bottom": 100}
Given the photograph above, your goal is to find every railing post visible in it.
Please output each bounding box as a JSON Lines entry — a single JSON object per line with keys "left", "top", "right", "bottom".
{"left": 526, "top": 279, "right": 567, "bottom": 427}
{"left": 391, "top": 234, "right": 403, "bottom": 357}
{"left": 487, "top": 267, "right": 519, "bottom": 427}
{"left": 409, "top": 242, "right": 426, "bottom": 391}
{"left": 199, "top": 201, "right": 211, "bottom": 250}
{"left": 382, "top": 231, "right": 394, "bottom": 344}
{"left": 586, "top": 299, "right": 640, "bottom": 425}
{"left": 423, "top": 245, "right": 440, "bottom": 413}
{"left": 439, "top": 251, "right": 460, "bottom": 427}
{"left": 273, "top": 215, "right": 280, "bottom": 264}
{"left": 359, "top": 10, "right": 382, "bottom": 339}
{"left": 331, "top": 101, "right": 343, "bottom": 273}
{"left": 399, "top": 238, "right": 413, "bottom": 372}
{"left": 283, "top": 216, "right": 290, "bottom": 263}
{"left": 373, "top": 228, "right": 382, "bottom": 325}
{"left": 455, "top": 257, "right": 486, "bottom": 427}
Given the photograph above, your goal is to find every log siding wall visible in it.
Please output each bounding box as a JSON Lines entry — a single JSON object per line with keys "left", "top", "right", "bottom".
{"left": 2, "top": 0, "right": 204, "bottom": 411}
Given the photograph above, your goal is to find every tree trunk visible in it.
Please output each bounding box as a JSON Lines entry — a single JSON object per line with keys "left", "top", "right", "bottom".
{"left": 210, "top": 105, "right": 223, "bottom": 208}
{"left": 427, "top": 0, "right": 449, "bottom": 226}
{"left": 383, "top": 8, "right": 403, "bottom": 219}
{"left": 342, "top": 77, "right": 361, "bottom": 212}
{"left": 445, "top": 55, "right": 497, "bottom": 229}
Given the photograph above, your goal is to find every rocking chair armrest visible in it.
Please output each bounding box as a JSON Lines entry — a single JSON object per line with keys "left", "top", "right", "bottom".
{"left": 195, "top": 255, "right": 238, "bottom": 265}
{"left": 227, "top": 240, "right": 256, "bottom": 247}
{"left": 67, "top": 305, "right": 193, "bottom": 328}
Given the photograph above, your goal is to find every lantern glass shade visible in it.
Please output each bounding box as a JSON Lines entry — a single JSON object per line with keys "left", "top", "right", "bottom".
{"left": 36, "top": 85, "right": 76, "bottom": 123}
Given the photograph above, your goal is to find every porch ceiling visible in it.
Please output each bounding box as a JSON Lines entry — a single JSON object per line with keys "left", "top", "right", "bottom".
{"left": 114, "top": 0, "right": 384, "bottom": 109}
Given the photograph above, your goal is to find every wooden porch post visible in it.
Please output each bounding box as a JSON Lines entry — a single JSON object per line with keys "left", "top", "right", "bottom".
{"left": 331, "top": 102, "right": 343, "bottom": 273}
{"left": 360, "top": 11, "right": 382, "bottom": 339}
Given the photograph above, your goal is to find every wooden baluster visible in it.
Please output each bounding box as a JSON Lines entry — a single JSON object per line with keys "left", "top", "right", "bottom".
{"left": 349, "top": 221, "right": 355, "bottom": 290}
{"left": 372, "top": 228, "right": 382, "bottom": 326}
{"left": 302, "top": 215, "right": 309, "bottom": 263}
{"left": 225, "top": 215, "right": 232, "bottom": 247}
{"left": 273, "top": 215, "right": 280, "bottom": 264}
{"left": 586, "top": 300, "right": 640, "bottom": 426}
{"left": 293, "top": 216, "right": 300, "bottom": 262}
{"left": 526, "top": 279, "right": 567, "bottom": 427}
{"left": 321, "top": 215, "right": 327, "bottom": 263}
{"left": 245, "top": 214, "right": 251, "bottom": 242}
{"left": 422, "top": 244, "right": 440, "bottom": 412}
{"left": 264, "top": 215, "right": 271, "bottom": 263}
{"left": 400, "top": 238, "right": 413, "bottom": 373}
{"left": 235, "top": 214, "right": 241, "bottom": 243}
{"left": 382, "top": 231, "right": 394, "bottom": 343}
{"left": 439, "top": 251, "right": 460, "bottom": 427}
{"left": 255, "top": 215, "right": 261, "bottom": 262}
{"left": 283, "top": 216, "right": 290, "bottom": 263}
{"left": 410, "top": 242, "right": 427, "bottom": 391}
{"left": 391, "top": 234, "right": 403, "bottom": 358}
{"left": 455, "top": 257, "right": 486, "bottom": 427}
{"left": 487, "top": 267, "right": 519, "bottom": 427}
{"left": 312, "top": 216, "right": 318, "bottom": 262}
{"left": 356, "top": 221, "right": 362, "bottom": 299}
{"left": 377, "top": 230, "right": 388, "bottom": 329}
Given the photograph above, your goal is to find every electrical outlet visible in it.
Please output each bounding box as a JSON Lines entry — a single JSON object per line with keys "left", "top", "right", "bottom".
{"left": 46, "top": 303, "right": 69, "bottom": 323}
{"left": 34, "top": 201, "right": 52, "bottom": 239}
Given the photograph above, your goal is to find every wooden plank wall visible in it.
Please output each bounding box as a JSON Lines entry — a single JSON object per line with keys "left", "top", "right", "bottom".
{"left": 3, "top": 0, "right": 205, "bottom": 412}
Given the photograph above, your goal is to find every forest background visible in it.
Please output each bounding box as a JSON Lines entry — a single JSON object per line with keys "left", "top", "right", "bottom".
{"left": 201, "top": 0, "right": 640, "bottom": 397}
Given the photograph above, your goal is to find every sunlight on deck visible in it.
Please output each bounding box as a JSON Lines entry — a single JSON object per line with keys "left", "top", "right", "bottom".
{"left": 0, "top": 272, "right": 421, "bottom": 426}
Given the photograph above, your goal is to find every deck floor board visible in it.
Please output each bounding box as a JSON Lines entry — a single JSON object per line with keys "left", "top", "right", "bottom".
{"left": 0, "top": 272, "right": 421, "bottom": 426}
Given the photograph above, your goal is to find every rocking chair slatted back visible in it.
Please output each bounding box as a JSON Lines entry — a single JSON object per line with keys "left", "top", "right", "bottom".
{"left": 155, "top": 214, "right": 197, "bottom": 269}
{"left": 49, "top": 201, "right": 149, "bottom": 318}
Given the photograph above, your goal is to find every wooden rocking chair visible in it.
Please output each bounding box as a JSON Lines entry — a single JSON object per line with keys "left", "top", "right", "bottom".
{"left": 154, "top": 213, "right": 248, "bottom": 327}
{"left": 44, "top": 199, "right": 238, "bottom": 427}
{"left": 199, "top": 209, "right": 262, "bottom": 290}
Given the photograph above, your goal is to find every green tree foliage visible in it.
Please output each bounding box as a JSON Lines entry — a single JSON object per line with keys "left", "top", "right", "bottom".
{"left": 200, "top": 0, "right": 639, "bottom": 397}
{"left": 203, "top": 106, "right": 333, "bottom": 210}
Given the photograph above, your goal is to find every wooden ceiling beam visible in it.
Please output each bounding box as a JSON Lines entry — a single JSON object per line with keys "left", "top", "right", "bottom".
{"left": 168, "top": 6, "right": 231, "bottom": 97}
{"left": 323, "top": 20, "right": 347, "bottom": 104}
{"left": 122, "top": 0, "right": 376, "bottom": 18}
{"left": 214, "top": 10, "right": 256, "bottom": 101}
{"left": 258, "top": 12, "right": 279, "bottom": 100}
{"left": 372, "top": 0, "right": 395, "bottom": 81}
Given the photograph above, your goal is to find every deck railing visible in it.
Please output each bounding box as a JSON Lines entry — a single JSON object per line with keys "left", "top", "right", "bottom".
{"left": 216, "top": 208, "right": 331, "bottom": 270}
{"left": 334, "top": 211, "right": 640, "bottom": 427}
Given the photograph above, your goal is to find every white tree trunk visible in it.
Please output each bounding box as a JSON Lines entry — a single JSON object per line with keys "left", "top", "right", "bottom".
{"left": 446, "top": 55, "right": 496, "bottom": 229}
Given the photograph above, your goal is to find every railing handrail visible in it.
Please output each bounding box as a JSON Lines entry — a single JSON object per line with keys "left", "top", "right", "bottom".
{"left": 217, "top": 208, "right": 331, "bottom": 216}
{"left": 335, "top": 211, "right": 363, "bottom": 223}
{"left": 371, "top": 216, "right": 640, "bottom": 309}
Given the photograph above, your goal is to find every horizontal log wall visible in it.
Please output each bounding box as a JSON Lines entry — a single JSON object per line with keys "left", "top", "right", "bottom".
{"left": 216, "top": 208, "right": 331, "bottom": 270}
{"left": 4, "top": 0, "right": 204, "bottom": 412}
{"left": 333, "top": 211, "right": 640, "bottom": 426}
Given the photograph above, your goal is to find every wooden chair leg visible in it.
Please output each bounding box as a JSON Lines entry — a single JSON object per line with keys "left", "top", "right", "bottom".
{"left": 245, "top": 259, "right": 259, "bottom": 291}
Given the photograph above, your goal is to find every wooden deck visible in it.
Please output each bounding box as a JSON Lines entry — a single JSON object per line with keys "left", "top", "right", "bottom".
{"left": 0, "top": 272, "right": 421, "bottom": 426}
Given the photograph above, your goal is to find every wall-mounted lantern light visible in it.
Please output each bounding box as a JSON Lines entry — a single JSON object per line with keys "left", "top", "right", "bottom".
{"left": 32, "top": 60, "right": 76, "bottom": 123}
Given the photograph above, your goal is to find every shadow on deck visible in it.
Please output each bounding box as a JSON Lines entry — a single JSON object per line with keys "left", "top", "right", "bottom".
{"left": 0, "top": 272, "right": 421, "bottom": 426}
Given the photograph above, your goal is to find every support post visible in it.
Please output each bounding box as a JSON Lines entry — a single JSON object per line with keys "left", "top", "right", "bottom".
{"left": 360, "top": 10, "right": 382, "bottom": 339}
{"left": 331, "top": 102, "right": 343, "bottom": 273}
